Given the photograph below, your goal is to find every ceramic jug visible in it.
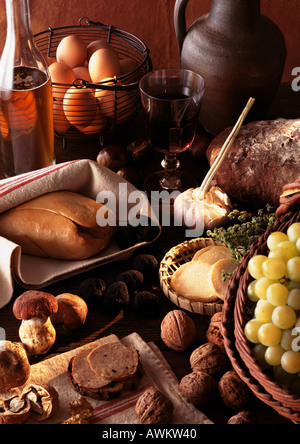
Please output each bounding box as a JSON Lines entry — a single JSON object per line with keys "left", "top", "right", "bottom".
{"left": 174, "top": 0, "right": 287, "bottom": 135}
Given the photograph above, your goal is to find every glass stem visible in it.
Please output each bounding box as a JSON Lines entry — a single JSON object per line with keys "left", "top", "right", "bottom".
{"left": 161, "top": 153, "right": 180, "bottom": 190}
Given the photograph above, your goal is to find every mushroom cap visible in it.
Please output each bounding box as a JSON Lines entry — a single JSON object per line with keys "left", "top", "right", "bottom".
{"left": 13, "top": 291, "right": 58, "bottom": 320}
{"left": 0, "top": 341, "right": 31, "bottom": 392}
{"left": 51, "top": 293, "right": 88, "bottom": 330}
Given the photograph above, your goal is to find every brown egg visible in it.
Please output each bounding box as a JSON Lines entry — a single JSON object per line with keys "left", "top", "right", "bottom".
{"left": 0, "top": 109, "right": 9, "bottom": 139}
{"left": 77, "top": 106, "right": 107, "bottom": 134}
{"left": 45, "top": 56, "right": 57, "bottom": 67}
{"left": 95, "top": 79, "right": 135, "bottom": 125}
{"left": 88, "top": 48, "right": 121, "bottom": 83}
{"left": 49, "top": 62, "right": 75, "bottom": 99}
{"left": 56, "top": 35, "right": 88, "bottom": 69}
{"left": 73, "top": 66, "right": 92, "bottom": 82}
{"left": 63, "top": 87, "right": 97, "bottom": 127}
{"left": 87, "top": 40, "right": 118, "bottom": 60}
{"left": 120, "top": 58, "right": 140, "bottom": 76}
{"left": 53, "top": 100, "right": 71, "bottom": 135}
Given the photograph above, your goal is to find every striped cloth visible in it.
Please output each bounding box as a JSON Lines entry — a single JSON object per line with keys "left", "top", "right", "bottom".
{"left": 24, "top": 332, "right": 213, "bottom": 424}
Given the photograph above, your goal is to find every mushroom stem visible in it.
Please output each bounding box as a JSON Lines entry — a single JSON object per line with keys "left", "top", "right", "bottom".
{"left": 19, "top": 317, "right": 56, "bottom": 356}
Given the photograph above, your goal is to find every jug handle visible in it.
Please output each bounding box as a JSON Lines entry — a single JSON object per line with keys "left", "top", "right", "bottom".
{"left": 174, "top": 0, "right": 189, "bottom": 56}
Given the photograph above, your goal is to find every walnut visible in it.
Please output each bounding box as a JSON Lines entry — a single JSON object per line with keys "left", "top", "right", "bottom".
{"left": 21, "top": 384, "right": 59, "bottom": 422}
{"left": 206, "top": 312, "right": 225, "bottom": 351}
{"left": 179, "top": 372, "right": 217, "bottom": 407}
{"left": 62, "top": 397, "right": 94, "bottom": 424}
{"left": 135, "top": 387, "right": 173, "bottom": 424}
{"left": 161, "top": 310, "right": 196, "bottom": 351}
{"left": 227, "top": 411, "right": 255, "bottom": 424}
{"left": 190, "top": 342, "right": 228, "bottom": 377}
{"left": 218, "top": 371, "right": 252, "bottom": 410}
{"left": 0, "top": 395, "right": 31, "bottom": 424}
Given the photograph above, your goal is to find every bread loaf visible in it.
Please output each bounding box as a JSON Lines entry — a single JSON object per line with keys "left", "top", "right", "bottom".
{"left": 206, "top": 119, "right": 300, "bottom": 206}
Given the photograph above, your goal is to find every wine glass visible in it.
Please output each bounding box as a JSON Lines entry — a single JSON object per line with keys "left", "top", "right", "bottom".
{"left": 139, "top": 68, "right": 205, "bottom": 195}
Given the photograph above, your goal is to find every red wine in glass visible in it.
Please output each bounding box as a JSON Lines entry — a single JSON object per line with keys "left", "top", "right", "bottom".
{"left": 144, "top": 91, "right": 200, "bottom": 154}
{"left": 140, "top": 69, "right": 205, "bottom": 193}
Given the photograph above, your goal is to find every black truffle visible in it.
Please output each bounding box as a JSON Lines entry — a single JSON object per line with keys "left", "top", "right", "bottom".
{"left": 116, "top": 270, "right": 144, "bottom": 295}
{"left": 79, "top": 278, "right": 106, "bottom": 304}
{"left": 135, "top": 216, "right": 160, "bottom": 242}
{"left": 102, "top": 281, "right": 130, "bottom": 311}
{"left": 115, "top": 225, "right": 138, "bottom": 249}
{"left": 134, "top": 291, "right": 161, "bottom": 317}
{"left": 133, "top": 254, "right": 159, "bottom": 282}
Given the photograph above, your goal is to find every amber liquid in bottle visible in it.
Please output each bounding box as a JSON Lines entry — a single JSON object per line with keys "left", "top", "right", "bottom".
{"left": 0, "top": 66, "right": 55, "bottom": 177}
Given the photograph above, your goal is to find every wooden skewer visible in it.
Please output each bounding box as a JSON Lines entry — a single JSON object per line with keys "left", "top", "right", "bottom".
{"left": 199, "top": 97, "right": 256, "bottom": 196}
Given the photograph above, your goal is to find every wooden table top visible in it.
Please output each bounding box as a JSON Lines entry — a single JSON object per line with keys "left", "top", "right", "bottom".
{"left": 0, "top": 83, "right": 298, "bottom": 425}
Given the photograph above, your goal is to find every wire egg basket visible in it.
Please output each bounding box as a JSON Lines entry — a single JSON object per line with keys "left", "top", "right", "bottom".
{"left": 34, "top": 17, "right": 152, "bottom": 142}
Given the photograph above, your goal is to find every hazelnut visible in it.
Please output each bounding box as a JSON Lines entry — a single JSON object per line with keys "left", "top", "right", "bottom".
{"left": 161, "top": 310, "right": 196, "bottom": 352}
{"left": 135, "top": 387, "right": 173, "bottom": 424}
{"left": 206, "top": 312, "right": 225, "bottom": 351}
{"left": 227, "top": 411, "right": 255, "bottom": 424}
{"left": 190, "top": 342, "right": 228, "bottom": 377}
{"left": 13, "top": 291, "right": 58, "bottom": 355}
{"left": 218, "top": 371, "right": 252, "bottom": 410}
{"left": 179, "top": 371, "right": 217, "bottom": 407}
{"left": 96, "top": 145, "right": 127, "bottom": 171}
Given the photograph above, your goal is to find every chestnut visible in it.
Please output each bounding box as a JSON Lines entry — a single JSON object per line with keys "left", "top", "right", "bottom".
{"left": 96, "top": 145, "right": 127, "bottom": 171}
{"left": 127, "top": 139, "right": 153, "bottom": 163}
{"left": 189, "top": 132, "right": 212, "bottom": 159}
{"left": 117, "top": 166, "right": 141, "bottom": 187}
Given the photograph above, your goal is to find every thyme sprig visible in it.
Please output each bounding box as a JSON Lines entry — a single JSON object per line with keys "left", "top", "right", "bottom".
{"left": 207, "top": 205, "right": 276, "bottom": 264}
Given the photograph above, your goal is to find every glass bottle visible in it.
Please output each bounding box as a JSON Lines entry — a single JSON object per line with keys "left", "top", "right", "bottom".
{"left": 0, "top": 0, "right": 55, "bottom": 177}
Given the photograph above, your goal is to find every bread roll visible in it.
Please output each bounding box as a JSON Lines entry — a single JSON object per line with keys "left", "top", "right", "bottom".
{"left": 0, "top": 191, "right": 115, "bottom": 260}
{"left": 206, "top": 118, "right": 300, "bottom": 206}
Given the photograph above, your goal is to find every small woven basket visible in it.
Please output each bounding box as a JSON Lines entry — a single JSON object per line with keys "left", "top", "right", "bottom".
{"left": 223, "top": 208, "right": 300, "bottom": 423}
{"left": 159, "top": 237, "right": 224, "bottom": 316}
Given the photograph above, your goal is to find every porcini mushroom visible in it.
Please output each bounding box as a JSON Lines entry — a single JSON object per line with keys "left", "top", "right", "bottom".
{"left": 13, "top": 291, "right": 58, "bottom": 356}
{"left": 51, "top": 293, "right": 88, "bottom": 330}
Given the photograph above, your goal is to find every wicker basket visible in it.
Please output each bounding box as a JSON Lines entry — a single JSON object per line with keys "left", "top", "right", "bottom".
{"left": 34, "top": 17, "right": 151, "bottom": 141}
{"left": 159, "top": 237, "right": 224, "bottom": 315}
{"left": 223, "top": 209, "right": 300, "bottom": 423}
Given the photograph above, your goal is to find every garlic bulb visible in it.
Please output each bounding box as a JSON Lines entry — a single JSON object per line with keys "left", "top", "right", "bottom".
{"left": 174, "top": 186, "right": 233, "bottom": 232}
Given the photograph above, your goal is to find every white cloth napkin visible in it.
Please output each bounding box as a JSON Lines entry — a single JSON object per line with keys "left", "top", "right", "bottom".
{"left": 0, "top": 160, "right": 160, "bottom": 309}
